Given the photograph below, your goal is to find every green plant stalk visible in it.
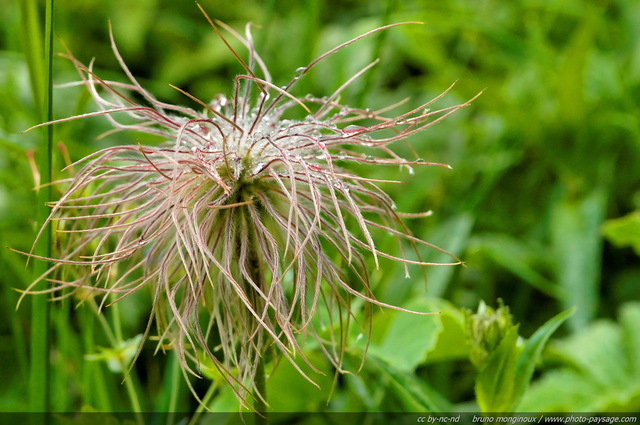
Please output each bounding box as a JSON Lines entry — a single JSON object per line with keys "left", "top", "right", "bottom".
{"left": 155, "top": 351, "right": 183, "bottom": 415}
{"left": 166, "top": 352, "right": 183, "bottom": 424}
{"left": 110, "top": 302, "right": 145, "bottom": 419}
{"left": 52, "top": 300, "right": 72, "bottom": 410}
{"left": 187, "top": 380, "right": 220, "bottom": 425}
{"left": 81, "top": 304, "right": 113, "bottom": 411}
{"left": 90, "top": 300, "right": 144, "bottom": 423}
{"left": 28, "top": 0, "right": 55, "bottom": 412}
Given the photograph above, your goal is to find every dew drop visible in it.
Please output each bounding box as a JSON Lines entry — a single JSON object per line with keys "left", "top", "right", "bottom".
{"left": 408, "top": 167, "right": 415, "bottom": 175}
{"left": 343, "top": 125, "right": 363, "bottom": 133}
{"left": 416, "top": 157, "right": 425, "bottom": 162}
{"left": 295, "top": 66, "right": 306, "bottom": 74}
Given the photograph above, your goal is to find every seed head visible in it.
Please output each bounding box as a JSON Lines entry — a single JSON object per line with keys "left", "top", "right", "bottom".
{"left": 21, "top": 18, "right": 477, "bottom": 405}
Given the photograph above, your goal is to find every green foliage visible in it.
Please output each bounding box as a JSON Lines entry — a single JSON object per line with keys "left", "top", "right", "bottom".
{"left": 85, "top": 335, "right": 143, "bottom": 374}
{"left": 602, "top": 211, "right": 640, "bottom": 256}
{"left": 520, "top": 302, "right": 640, "bottom": 412}
{"left": 551, "top": 189, "right": 607, "bottom": 331}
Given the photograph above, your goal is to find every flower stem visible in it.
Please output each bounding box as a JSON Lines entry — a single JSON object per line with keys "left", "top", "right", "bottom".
{"left": 187, "top": 379, "right": 219, "bottom": 425}
{"left": 25, "top": 0, "right": 54, "bottom": 412}
{"left": 90, "top": 300, "right": 144, "bottom": 424}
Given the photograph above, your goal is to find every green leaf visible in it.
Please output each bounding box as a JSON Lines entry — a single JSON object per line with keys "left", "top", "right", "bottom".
{"left": 557, "top": 6, "right": 596, "bottom": 125}
{"left": 621, "top": 302, "right": 640, "bottom": 375}
{"left": 602, "top": 211, "right": 640, "bottom": 256}
{"left": 417, "top": 213, "right": 475, "bottom": 298}
{"left": 520, "top": 303, "right": 640, "bottom": 412}
{"left": 475, "top": 326, "right": 520, "bottom": 412}
{"left": 265, "top": 351, "right": 333, "bottom": 412}
{"left": 551, "top": 188, "right": 607, "bottom": 330}
{"left": 425, "top": 304, "right": 470, "bottom": 363}
{"left": 366, "top": 297, "right": 470, "bottom": 370}
{"left": 209, "top": 350, "right": 333, "bottom": 413}
{"left": 84, "top": 335, "right": 143, "bottom": 374}
{"left": 474, "top": 233, "right": 564, "bottom": 299}
{"left": 368, "top": 297, "right": 442, "bottom": 372}
{"left": 363, "top": 354, "right": 453, "bottom": 412}
{"left": 511, "top": 307, "right": 576, "bottom": 410}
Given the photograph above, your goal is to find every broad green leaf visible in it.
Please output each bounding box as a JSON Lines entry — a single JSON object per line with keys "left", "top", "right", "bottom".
{"left": 425, "top": 304, "right": 470, "bottom": 363}
{"left": 367, "top": 297, "right": 470, "bottom": 370}
{"left": 518, "top": 369, "right": 597, "bottom": 412}
{"left": 602, "top": 211, "right": 640, "bottom": 256}
{"left": 621, "top": 302, "right": 640, "bottom": 375}
{"left": 511, "top": 307, "right": 575, "bottom": 410}
{"left": 475, "top": 326, "right": 520, "bottom": 412}
{"left": 554, "top": 322, "right": 628, "bottom": 388}
{"left": 368, "top": 297, "right": 442, "bottom": 372}
{"left": 520, "top": 303, "right": 640, "bottom": 412}
{"left": 264, "top": 351, "right": 333, "bottom": 412}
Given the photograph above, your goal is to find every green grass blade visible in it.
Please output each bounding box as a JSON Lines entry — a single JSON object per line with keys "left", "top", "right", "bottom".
{"left": 19, "top": 0, "right": 43, "bottom": 116}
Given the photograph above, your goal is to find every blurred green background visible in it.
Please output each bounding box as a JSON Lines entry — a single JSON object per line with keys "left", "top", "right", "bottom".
{"left": 1, "top": 0, "right": 639, "bottom": 416}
